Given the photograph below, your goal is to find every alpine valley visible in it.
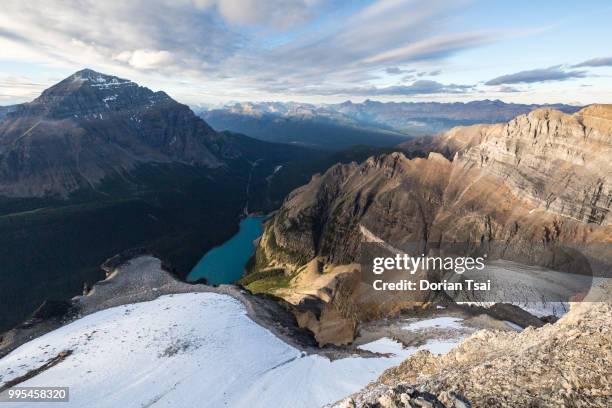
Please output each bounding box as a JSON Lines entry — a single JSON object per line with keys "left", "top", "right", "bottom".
{"left": 0, "top": 69, "right": 397, "bottom": 331}
{"left": 0, "top": 70, "right": 610, "bottom": 408}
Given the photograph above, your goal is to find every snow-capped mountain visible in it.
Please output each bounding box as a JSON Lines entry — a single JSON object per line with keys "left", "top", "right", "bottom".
{"left": 0, "top": 69, "right": 233, "bottom": 197}
{"left": 200, "top": 102, "right": 411, "bottom": 150}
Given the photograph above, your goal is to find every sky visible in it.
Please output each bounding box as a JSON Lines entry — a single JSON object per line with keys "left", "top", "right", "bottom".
{"left": 0, "top": 0, "right": 611, "bottom": 106}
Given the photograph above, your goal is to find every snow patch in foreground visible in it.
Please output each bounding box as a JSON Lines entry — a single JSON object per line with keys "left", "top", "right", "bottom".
{"left": 358, "top": 336, "right": 462, "bottom": 357}
{"left": 403, "top": 316, "right": 464, "bottom": 331}
{"left": 0, "top": 293, "right": 462, "bottom": 408}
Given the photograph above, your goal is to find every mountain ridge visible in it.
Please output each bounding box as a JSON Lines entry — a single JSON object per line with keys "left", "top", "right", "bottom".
{"left": 243, "top": 105, "right": 612, "bottom": 345}
{"left": 200, "top": 100, "right": 582, "bottom": 148}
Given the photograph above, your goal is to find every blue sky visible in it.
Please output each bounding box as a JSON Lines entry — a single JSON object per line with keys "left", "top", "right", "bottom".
{"left": 0, "top": 0, "right": 611, "bottom": 106}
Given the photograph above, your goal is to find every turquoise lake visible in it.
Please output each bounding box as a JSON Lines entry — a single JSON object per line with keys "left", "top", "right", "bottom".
{"left": 187, "top": 215, "right": 266, "bottom": 285}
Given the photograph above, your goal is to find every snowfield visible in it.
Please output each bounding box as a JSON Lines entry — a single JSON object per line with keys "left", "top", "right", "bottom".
{"left": 0, "top": 293, "right": 463, "bottom": 408}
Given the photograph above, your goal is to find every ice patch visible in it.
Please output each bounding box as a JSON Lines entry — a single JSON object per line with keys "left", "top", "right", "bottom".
{"left": 420, "top": 339, "right": 462, "bottom": 355}
{"left": 358, "top": 337, "right": 405, "bottom": 354}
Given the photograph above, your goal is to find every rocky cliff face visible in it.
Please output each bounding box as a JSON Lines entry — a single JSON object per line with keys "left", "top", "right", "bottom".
{"left": 449, "top": 107, "right": 612, "bottom": 225}
{"left": 0, "top": 69, "right": 234, "bottom": 197}
{"left": 266, "top": 152, "right": 453, "bottom": 266}
{"left": 258, "top": 106, "right": 611, "bottom": 268}
{"left": 247, "top": 105, "right": 612, "bottom": 344}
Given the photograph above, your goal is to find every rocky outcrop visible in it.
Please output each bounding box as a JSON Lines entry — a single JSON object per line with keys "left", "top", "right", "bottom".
{"left": 333, "top": 383, "right": 471, "bottom": 408}
{"left": 246, "top": 106, "right": 612, "bottom": 344}
{"left": 335, "top": 285, "right": 612, "bottom": 407}
{"left": 261, "top": 151, "right": 453, "bottom": 267}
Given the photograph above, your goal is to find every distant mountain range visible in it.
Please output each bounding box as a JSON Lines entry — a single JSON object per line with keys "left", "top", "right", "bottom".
{"left": 199, "top": 102, "right": 411, "bottom": 150}
{"left": 199, "top": 100, "right": 582, "bottom": 149}
{"left": 331, "top": 99, "right": 582, "bottom": 134}
{"left": 0, "top": 69, "right": 420, "bottom": 333}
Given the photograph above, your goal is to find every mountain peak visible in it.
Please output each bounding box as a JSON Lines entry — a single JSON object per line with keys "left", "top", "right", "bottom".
{"left": 73, "top": 68, "right": 106, "bottom": 76}
{"left": 67, "top": 69, "right": 133, "bottom": 87}
{"left": 24, "top": 69, "right": 171, "bottom": 120}
{"left": 524, "top": 104, "right": 612, "bottom": 135}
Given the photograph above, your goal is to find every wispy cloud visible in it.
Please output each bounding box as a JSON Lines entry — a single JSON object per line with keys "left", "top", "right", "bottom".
{"left": 0, "top": 0, "right": 491, "bottom": 100}
{"left": 485, "top": 66, "right": 587, "bottom": 85}
{"left": 198, "top": 0, "right": 323, "bottom": 29}
{"left": 0, "top": 0, "right": 607, "bottom": 104}
{"left": 0, "top": 75, "right": 53, "bottom": 102}
{"left": 573, "top": 56, "right": 612, "bottom": 67}
{"left": 497, "top": 86, "right": 521, "bottom": 93}
{"left": 385, "top": 67, "right": 415, "bottom": 75}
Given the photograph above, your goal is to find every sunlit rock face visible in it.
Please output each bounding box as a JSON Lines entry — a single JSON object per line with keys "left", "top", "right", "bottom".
{"left": 248, "top": 106, "right": 612, "bottom": 345}
{"left": 263, "top": 105, "right": 611, "bottom": 268}
{"left": 451, "top": 106, "right": 612, "bottom": 225}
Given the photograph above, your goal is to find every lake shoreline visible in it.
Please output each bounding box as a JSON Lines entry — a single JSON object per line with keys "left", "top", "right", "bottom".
{"left": 1, "top": 250, "right": 552, "bottom": 364}
{"left": 187, "top": 214, "right": 267, "bottom": 285}
{"left": 0, "top": 255, "right": 385, "bottom": 361}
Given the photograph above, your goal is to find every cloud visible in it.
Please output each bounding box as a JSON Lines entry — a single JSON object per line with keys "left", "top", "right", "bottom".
{"left": 497, "top": 86, "right": 521, "bottom": 93}
{"left": 0, "top": 0, "right": 496, "bottom": 101}
{"left": 0, "top": 75, "right": 53, "bottom": 102}
{"left": 246, "top": 0, "right": 491, "bottom": 91}
{"left": 485, "top": 66, "right": 587, "bottom": 85}
{"left": 385, "top": 67, "right": 411, "bottom": 75}
{"left": 573, "top": 57, "right": 612, "bottom": 67}
{"left": 199, "top": 0, "right": 322, "bottom": 30}
{"left": 362, "top": 32, "right": 487, "bottom": 64}
{"left": 0, "top": 1, "right": 242, "bottom": 73}
{"left": 114, "top": 50, "right": 174, "bottom": 70}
